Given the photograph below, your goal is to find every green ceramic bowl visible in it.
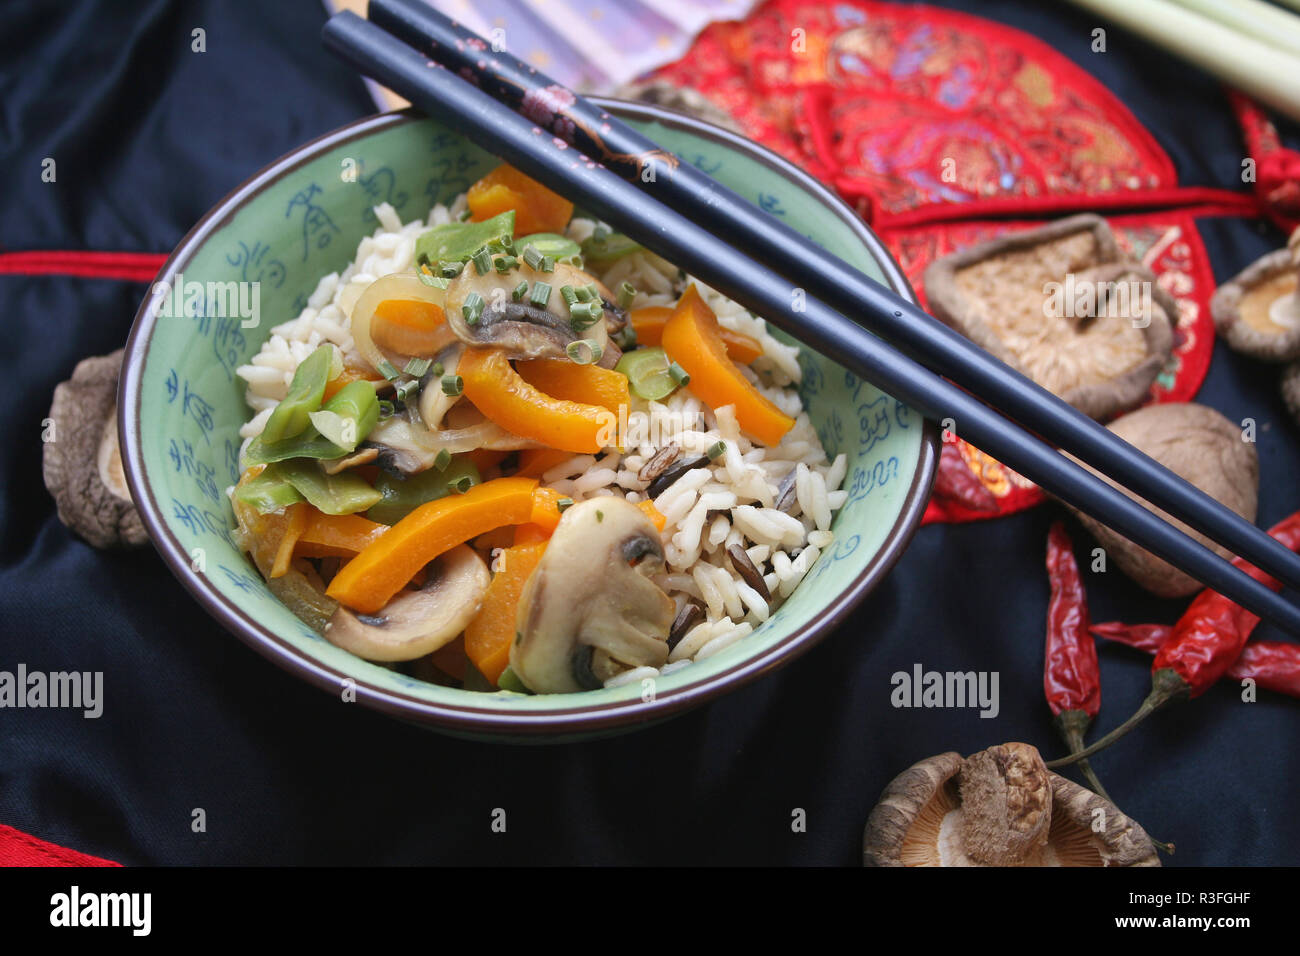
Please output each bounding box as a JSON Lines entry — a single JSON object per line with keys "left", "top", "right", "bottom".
{"left": 120, "top": 102, "right": 938, "bottom": 739}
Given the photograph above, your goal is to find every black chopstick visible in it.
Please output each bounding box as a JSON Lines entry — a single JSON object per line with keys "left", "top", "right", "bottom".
{"left": 321, "top": 11, "right": 1300, "bottom": 637}
{"left": 367, "top": 0, "right": 1300, "bottom": 597}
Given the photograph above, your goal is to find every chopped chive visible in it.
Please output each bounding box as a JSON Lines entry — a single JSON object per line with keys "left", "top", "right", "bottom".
{"left": 462, "top": 291, "right": 485, "bottom": 326}
{"left": 395, "top": 379, "right": 420, "bottom": 403}
{"left": 559, "top": 253, "right": 584, "bottom": 270}
{"left": 494, "top": 255, "right": 517, "bottom": 273}
{"left": 433, "top": 448, "right": 452, "bottom": 472}
{"left": 439, "top": 260, "right": 465, "bottom": 278}
{"left": 569, "top": 301, "right": 603, "bottom": 330}
{"left": 404, "top": 357, "right": 432, "bottom": 377}
{"left": 490, "top": 235, "right": 515, "bottom": 254}
{"left": 566, "top": 339, "right": 603, "bottom": 365}
{"left": 511, "top": 280, "right": 529, "bottom": 302}
{"left": 457, "top": 209, "right": 473, "bottom": 221}
{"left": 706, "top": 440, "right": 727, "bottom": 461}
{"left": 584, "top": 283, "right": 601, "bottom": 302}
{"left": 574, "top": 285, "right": 594, "bottom": 303}
{"left": 471, "top": 247, "right": 493, "bottom": 275}
{"left": 376, "top": 359, "right": 400, "bottom": 382}
{"left": 530, "top": 281, "right": 552, "bottom": 308}
{"left": 593, "top": 223, "right": 611, "bottom": 240}
{"left": 560, "top": 285, "right": 578, "bottom": 307}
{"left": 521, "top": 244, "right": 543, "bottom": 270}
{"left": 556, "top": 497, "right": 574, "bottom": 512}
{"left": 377, "top": 399, "right": 396, "bottom": 419}
{"left": 617, "top": 281, "right": 637, "bottom": 309}
{"left": 441, "top": 374, "right": 464, "bottom": 396}
{"left": 668, "top": 362, "right": 690, "bottom": 386}
{"left": 429, "top": 361, "right": 444, "bottom": 378}
{"left": 539, "top": 255, "right": 556, "bottom": 273}
{"left": 613, "top": 325, "right": 638, "bottom": 350}
{"left": 450, "top": 474, "right": 474, "bottom": 494}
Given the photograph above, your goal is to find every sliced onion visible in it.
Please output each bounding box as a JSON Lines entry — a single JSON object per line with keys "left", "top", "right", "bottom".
{"left": 368, "top": 416, "right": 539, "bottom": 472}
{"left": 349, "top": 273, "right": 449, "bottom": 373}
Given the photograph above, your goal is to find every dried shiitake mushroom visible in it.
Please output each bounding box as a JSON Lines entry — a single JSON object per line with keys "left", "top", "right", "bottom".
{"left": 863, "top": 743, "right": 1159, "bottom": 867}
{"left": 1063, "top": 402, "right": 1258, "bottom": 598}
{"left": 924, "top": 214, "right": 1175, "bottom": 421}
{"left": 42, "top": 349, "right": 147, "bottom": 549}
{"left": 1209, "top": 227, "right": 1300, "bottom": 363}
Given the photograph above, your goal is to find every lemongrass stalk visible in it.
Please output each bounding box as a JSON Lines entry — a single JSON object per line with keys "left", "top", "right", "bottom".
{"left": 1064, "top": 0, "right": 1300, "bottom": 123}
{"left": 1172, "top": 0, "right": 1300, "bottom": 58}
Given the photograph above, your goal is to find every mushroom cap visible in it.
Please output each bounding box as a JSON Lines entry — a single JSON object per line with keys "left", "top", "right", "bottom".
{"left": 444, "top": 259, "right": 610, "bottom": 362}
{"left": 1064, "top": 402, "right": 1258, "bottom": 598}
{"left": 42, "top": 349, "right": 148, "bottom": 549}
{"left": 1210, "top": 248, "right": 1300, "bottom": 363}
{"left": 325, "top": 544, "right": 489, "bottom": 661}
{"left": 923, "top": 214, "right": 1174, "bottom": 421}
{"left": 957, "top": 742, "right": 1052, "bottom": 866}
{"left": 863, "top": 744, "right": 1160, "bottom": 867}
{"left": 511, "top": 497, "right": 674, "bottom": 693}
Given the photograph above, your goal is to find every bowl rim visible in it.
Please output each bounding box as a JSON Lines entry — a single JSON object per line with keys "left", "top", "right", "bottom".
{"left": 120, "top": 99, "right": 939, "bottom": 736}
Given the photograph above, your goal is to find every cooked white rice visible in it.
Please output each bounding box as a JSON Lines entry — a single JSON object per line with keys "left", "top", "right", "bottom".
{"left": 235, "top": 200, "right": 848, "bottom": 686}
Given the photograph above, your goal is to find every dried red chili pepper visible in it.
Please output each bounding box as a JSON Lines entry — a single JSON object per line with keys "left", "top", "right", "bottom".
{"left": 933, "top": 442, "right": 998, "bottom": 513}
{"left": 1044, "top": 522, "right": 1107, "bottom": 798}
{"left": 1093, "top": 622, "right": 1300, "bottom": 697}
{"left": 1051, "top": 510, "right": 1300, "bottom": 767}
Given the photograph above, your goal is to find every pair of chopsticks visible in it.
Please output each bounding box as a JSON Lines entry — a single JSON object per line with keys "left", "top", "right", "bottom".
{"left": 322, "top": 1, "right": 1300, "bottom": 636}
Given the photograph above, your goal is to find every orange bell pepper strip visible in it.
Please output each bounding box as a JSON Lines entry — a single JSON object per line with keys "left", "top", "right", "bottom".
{"left": 430, "top": 636, "right": 468, "bottom": 681}
{"left": 465, "top": 540, "right": 548, "bottom": 684}
{"left": 515, "top": 358, "right": 631, "bottom": 415}
{"left": 637, "top": 499, "right": 667, "bottom": 533}
{"left": 326, "top": 476, "right": 538, "bottom": 614}
{"left": 323, "top": 366, "right": 386, "bottom": 402}
{"left": 631, "top": 305, "right": 763, "bottom": 364}
{"left": 369, "top": 298, "right": 455, "bottom": 357}
{"left": 528, "top": 486, "right": 566, "bottom": 531}
{"left": 661, "top": 285, "right": 795, "bottom": 446}
{"left": 514, "top": 447, "right": 574, "bottom": 478}
{"left": 512, "top": 522, "right": 552, "bottom": 545}
{"left": 294, "top": 510, "right": 389, "bottom": 559}
{"left": 467, "top": 164, "right": 574, "bottom": 237}
{"left": 270, "top": 504, "right": 309, "bottom": 579}
{"left": 459, "top": 348, "right": 615, "bottom": 454}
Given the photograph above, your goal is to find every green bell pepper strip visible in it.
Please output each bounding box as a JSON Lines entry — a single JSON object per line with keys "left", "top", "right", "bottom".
{"left": 233, "top": 465, "right": 306, "bottom": 513}
{"left": 259, "top": 344, "right": 333, "bottom": 443}
{"left": 615, "top": 346, "right": 679, "bottom": 401}
{"left": 365, "top": 457, "right": 481, "bottom": 525}
{"left": 581, "top": 231, "right": 642, "bottom": 268}
{"left": 415, "top": 210, "right": 515, "bottom": 266}
{"left": 275, "top": 459, "right": 383, "bottom": 516}
{"left": 515, "top": 232, "right": 581, "bottom": 261}
{"left": 244, "top": 380, "right": 380, "bottom": 466}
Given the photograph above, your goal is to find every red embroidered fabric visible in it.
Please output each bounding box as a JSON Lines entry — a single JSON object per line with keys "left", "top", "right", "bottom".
{"left": 652, "top": 0, "right": 1280, "bottom": 524}
{"left": 0, "top": 823, "right": 120, "bottom": 867}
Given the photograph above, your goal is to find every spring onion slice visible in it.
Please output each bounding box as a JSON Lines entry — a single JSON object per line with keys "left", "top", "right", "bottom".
{"left": 614, "top": 346, "right": 679, "bottom": 401}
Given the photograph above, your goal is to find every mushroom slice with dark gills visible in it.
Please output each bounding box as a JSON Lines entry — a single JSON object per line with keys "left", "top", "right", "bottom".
{"left": 511, "top": 498, "right": 674, "bottom": 693}
{"left": 444, "top": 259, "right": 610, "bottom": 362}
{"left": 325, "top": 545, "right": 489, "bottom": 661}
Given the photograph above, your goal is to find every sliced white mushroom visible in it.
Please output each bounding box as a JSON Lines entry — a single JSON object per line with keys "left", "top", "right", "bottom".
{"left": 511, "top": 497, "right": 674, "bottom": 693}
{"left": 324, "top": 545, "right": 489, "bottom": 662}
{"left": 444, "top": 260, "right": 609, "bottom": 360}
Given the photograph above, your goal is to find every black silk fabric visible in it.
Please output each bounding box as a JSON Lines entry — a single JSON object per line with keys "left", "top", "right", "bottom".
{"left": 1, "top": 0, "right": 1297, "bottom": 865}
